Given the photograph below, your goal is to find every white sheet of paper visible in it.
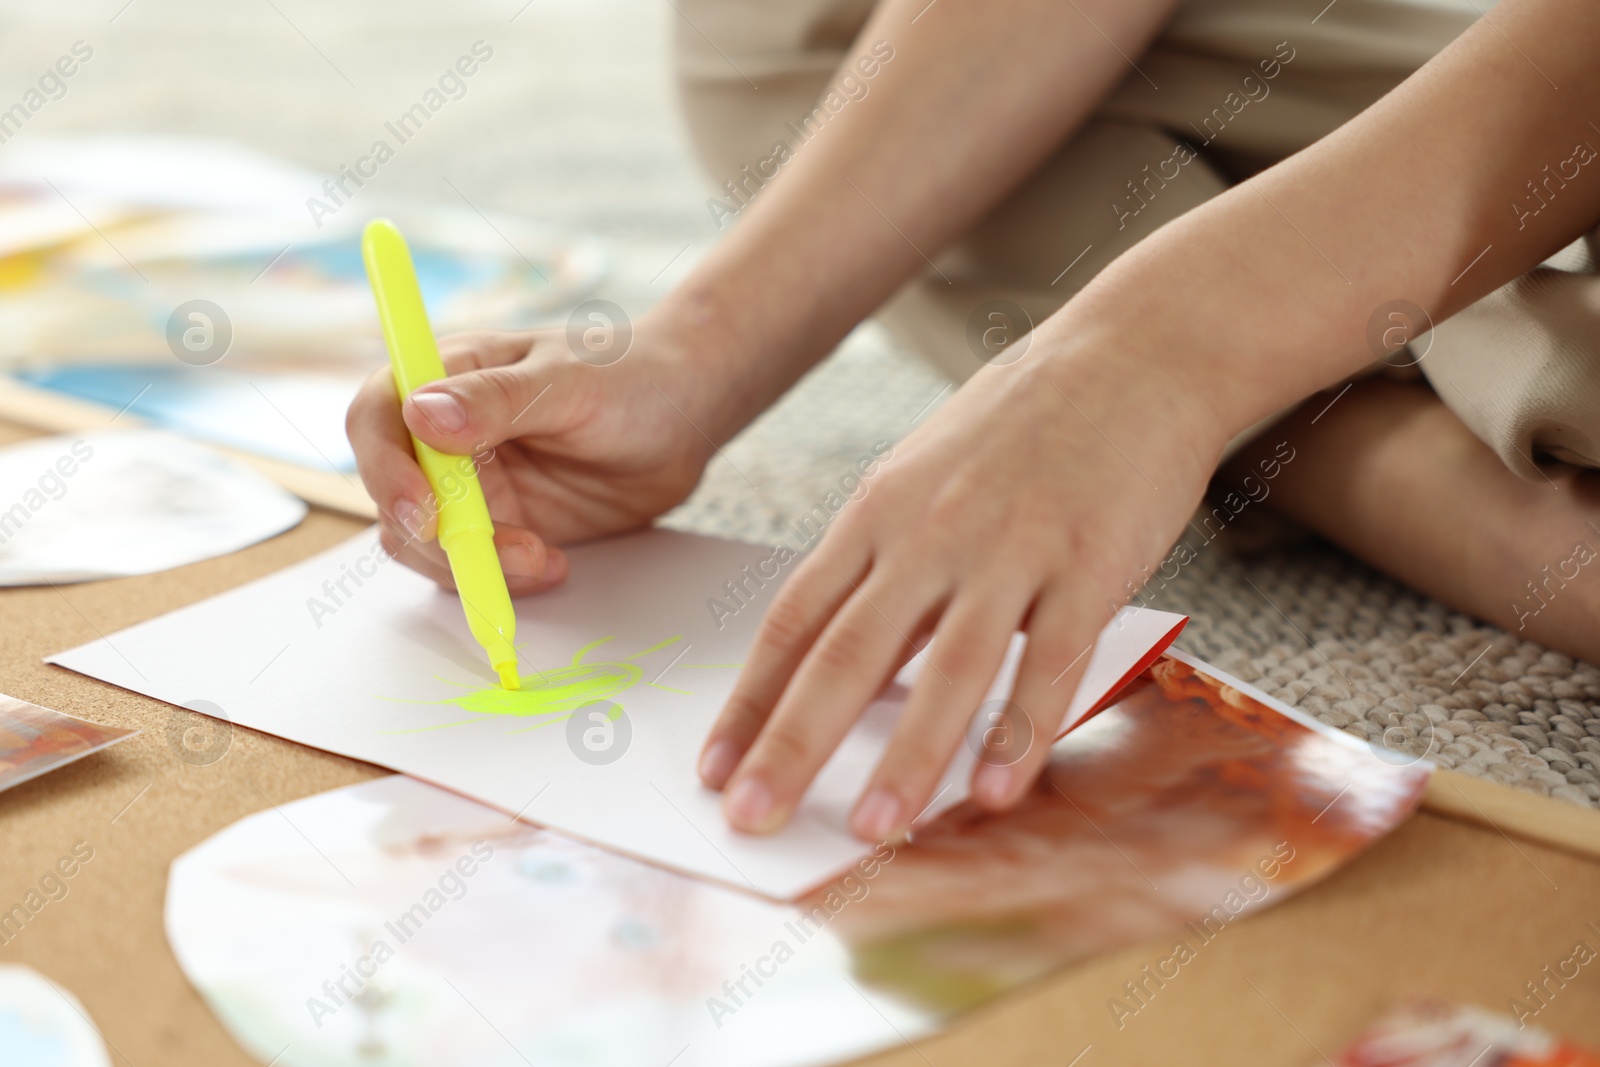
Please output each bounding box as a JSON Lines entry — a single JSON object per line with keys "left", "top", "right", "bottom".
{"left": 49, "top": 528, "right": 1183, "bottom": 899}
{"left": 0, "top": 430, "right": 306, "bottom": 586}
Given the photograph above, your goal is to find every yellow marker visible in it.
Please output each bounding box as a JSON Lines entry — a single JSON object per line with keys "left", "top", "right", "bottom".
{"left": 362, "top": 218, "right": 521, "bottom": 690}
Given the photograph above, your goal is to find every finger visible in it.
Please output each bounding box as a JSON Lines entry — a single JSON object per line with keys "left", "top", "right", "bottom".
{"left": 353, "top": 332, "right": 569, "bottom": 593}
{"left": 491, "top": 527, "right": 570, "bottom": 595}
{"left": 698, "top": 537, "right": 872, "bottom": 790}
{"left": 721, "top": 565, "right": 946, "bottom": 834}
{"left": 850, "top": 585, "right": 1030, "bottom": 841}
{"left": 437, "top": 330, "right": 537, "bottom": 375}
{"left": 404, "top": 355, "right": 575, "bottom": 456}
{"left": 969, "top": 584, "right": 1098, "bottom": 811}
{"left": 350, "top": 332, "right": 533, "bottom": 537}
{"left": 379, "top": 522, "right": 455, "bottom": 590}
{"left": 381, "top": 510, "right": 569, "bottom": 592}
{"left": 349, "top": 365, "right": 438, "bottom": 541}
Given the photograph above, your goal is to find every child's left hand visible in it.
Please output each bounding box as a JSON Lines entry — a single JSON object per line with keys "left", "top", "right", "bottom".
{"left": 697, "top": 317, "right": 1230, "bottom": 841}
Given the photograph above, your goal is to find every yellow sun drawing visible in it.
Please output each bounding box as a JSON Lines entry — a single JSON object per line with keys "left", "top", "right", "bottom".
{"left": 382, "top": 635, "right": 741, "bottom": 734}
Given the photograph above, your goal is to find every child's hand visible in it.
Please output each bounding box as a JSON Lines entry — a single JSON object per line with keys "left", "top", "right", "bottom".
{"left": 697, "top": 322, "right": 1229, "bottom": 841}
{"left": 346, "top": 323, "right": 719, "bottom": 594}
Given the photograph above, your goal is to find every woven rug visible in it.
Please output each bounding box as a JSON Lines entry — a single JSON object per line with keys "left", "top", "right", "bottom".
{"left": 663, "top": 328, "right": 1600, "bottom": 813}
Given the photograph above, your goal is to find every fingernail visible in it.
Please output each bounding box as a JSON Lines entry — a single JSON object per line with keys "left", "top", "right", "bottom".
{"left": 394, "top": 498, "right": 431, "bottom": 541}
{"left": 698, "top": 740, "right": 740, "bottom": 786}
{"left": 853, "top": 788, "right": 902, "bottom": 841}
{"left": 974, "top": 762, "right": 1014, "bottom": 807}
{"left": 542, "top": 547, "right": 567, "bottom": 583}
{"left": 412, "top": 391, "right": 467, "bottom": 434}
{"left": 499, "top": 541, "right": 542, "bottom": 580}
{"left": 724, "top": 777, "right": 776, "bottom": 831}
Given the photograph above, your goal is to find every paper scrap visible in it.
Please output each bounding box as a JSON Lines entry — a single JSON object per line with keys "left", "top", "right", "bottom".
{"left": 0, "top": 136, "right": 606, "bottom": 364}
{"left": 0, "top": 695, "right": 135, "bottom": 794}
{"left": 13, "top": 365, "right": 362, "bottom": 473}
{"left": 1334, "top": 999, "right": 1600, "bottom": 1066}
{"left": 0, "top": 430, "right": 306, "bottom": 586}
{"left": 0, "top": 966, "right": 112, "bottom": 1067}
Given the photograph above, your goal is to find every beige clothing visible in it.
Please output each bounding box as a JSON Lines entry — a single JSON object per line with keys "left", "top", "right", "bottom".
{"left": 1421, "top": 234, "right": 1600, "bottom": 479}
{"left": 675, "top": 0, "right": 1600, "bottom": 477}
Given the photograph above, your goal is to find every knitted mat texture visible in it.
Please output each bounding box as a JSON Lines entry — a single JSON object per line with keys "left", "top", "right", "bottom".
{"left": 663, "top": 328, "right": 1600, "bottom": 813}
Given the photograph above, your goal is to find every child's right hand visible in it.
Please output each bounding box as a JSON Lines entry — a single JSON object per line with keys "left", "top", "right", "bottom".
{"left": 345, "top": 324, "right": 720, "bottom": 595}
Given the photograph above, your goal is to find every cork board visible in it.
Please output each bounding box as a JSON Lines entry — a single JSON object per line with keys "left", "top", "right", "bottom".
{"left": 0, "top": 416, "right": 1596, "bottom": 1065}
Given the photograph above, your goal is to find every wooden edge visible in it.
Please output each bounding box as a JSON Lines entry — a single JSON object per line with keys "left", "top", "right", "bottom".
{"left": 1423, "top": 767, "right": 1600, "bottom": 861}
{"left": 0, "top": 377, "right": 376, "bottom": 518}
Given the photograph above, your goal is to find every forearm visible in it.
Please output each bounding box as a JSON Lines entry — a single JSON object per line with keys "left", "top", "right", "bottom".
{"left": 662, "top": 0, "right": 1182, "bottom": 438}
{"left": 1059, "top": 0, "right": 1600, "bottom": 440}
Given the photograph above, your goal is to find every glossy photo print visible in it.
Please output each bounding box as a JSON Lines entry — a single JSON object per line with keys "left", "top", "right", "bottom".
{"left": 1331, "top": 999, "right": 1600, "bottom": 1067}
{"left": 0, "top": 695, "right": 135, "bottom": 794}
{"left": 165, "top": 653, "right": 1431, "bottom": 1067}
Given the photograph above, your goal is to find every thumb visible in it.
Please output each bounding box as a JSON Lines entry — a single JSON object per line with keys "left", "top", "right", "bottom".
{"left": 402, "top": 359, "right": 577, "bottom": 454}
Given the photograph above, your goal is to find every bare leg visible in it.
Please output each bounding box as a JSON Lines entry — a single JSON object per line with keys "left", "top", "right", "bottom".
{"left": 1221, "top": 378, "right": 1600, "bottom": 665}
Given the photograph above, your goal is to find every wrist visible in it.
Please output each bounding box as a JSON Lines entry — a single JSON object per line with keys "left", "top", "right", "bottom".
{"left": 640, "top": 245, "right": 834, "bottom": 443}
{"left": 1048, "top": 264, "right": 1296, "bottom": 449}
{"left": 635, "top": 289, "right": 760, "bottom": 445}
{"left": 1025, "top": 309, "right": 1236, "bottom": 484}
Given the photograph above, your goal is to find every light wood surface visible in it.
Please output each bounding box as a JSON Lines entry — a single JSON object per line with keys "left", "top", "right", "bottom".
{"left": 1426, "top": 767, "right": 1600, "bottom": 862}
{"left": 0, "top": 417, "right": 1596, "bottom": 1065}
